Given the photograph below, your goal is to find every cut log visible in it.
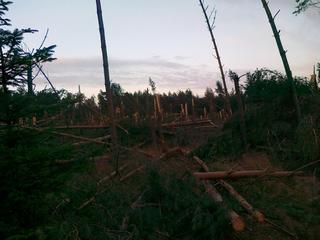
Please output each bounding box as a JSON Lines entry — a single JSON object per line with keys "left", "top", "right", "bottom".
{"left": 194, "top": 170, "right": 304, "bottom": 180}
{"left": 191, "top": 156, "right": 245, "bottom": 232}
{"left": 219, "top": 180, "right": 265, "bottom": 223}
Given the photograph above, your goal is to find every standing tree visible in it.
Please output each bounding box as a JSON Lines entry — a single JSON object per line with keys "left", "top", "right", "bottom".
{"left": 261, "top": 0, "right": 301, "bottom": 121}
{"left": 198, "top": 0, "right": 232, "bottom": 116}
{"left": 0, "top": 0, "right": 56, "bottom": 124}
{"left": 95, "top": 0, "right": 117, "bottom": 145}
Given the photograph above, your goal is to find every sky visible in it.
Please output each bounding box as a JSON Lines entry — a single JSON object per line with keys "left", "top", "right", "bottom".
{"left": 8, "top": 0, "right": 320, "bottom": 96}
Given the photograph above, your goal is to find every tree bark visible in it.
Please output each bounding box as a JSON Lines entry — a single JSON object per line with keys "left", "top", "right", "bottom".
{"left": 192, "top": 156, "right": 245, "bottom": 232}
{"left": 199, "top": 0, "right": 232, "bottom": 116}
{"left": 27, "top": 64, "right": 33, "bottom": 95}
{"left": 219, "top": 180, "right": 265, "bottom": 223}
{"left": 233, "top": 75, "right": 247, "bottom": 151}
{"left": 261, "top": 0, "right": 301, "bottom": 121}
{"left": 95, "top": 0, "right": 117, "bottom": 145}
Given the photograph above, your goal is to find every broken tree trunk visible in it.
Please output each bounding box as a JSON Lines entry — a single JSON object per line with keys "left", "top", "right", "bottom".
{"left": 219, "top": 180, "right": 265, "bottom": 223}
{"left": 194, "top": 170, "right": 304, "bottom": 180}
{"left": 204, "top": 181, "right": 245, "bottom": 232}
{"left": 232, "top": 72, "right": 248, "bottom": 151}
{"left": 191, "top": 156, "right": 245, "bottom": 231}
{"left": 198, "top": 0, "right": 232, "bottom": 116}
{"left": 261, "top": 0, "right": 301, "bottom": 121}
{"left": 95, "top": 0, "right": 118, "bottom": 145}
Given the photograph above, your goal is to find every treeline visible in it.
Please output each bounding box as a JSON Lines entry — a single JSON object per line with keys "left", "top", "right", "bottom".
{"left": 1, "top": 67, "right": 317, "bottom": 128}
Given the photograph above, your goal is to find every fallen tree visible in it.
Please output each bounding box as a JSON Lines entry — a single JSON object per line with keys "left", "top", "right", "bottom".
{"left": 191, "top": 156, "right": 245, "bottom": 232}
{"left": 194, "top": 170, "right": 304, "bottom": 180}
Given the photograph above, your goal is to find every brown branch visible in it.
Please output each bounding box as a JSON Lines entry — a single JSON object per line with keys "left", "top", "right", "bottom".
{"left": 194, "top": 170, "right": 304, "bottom": 180}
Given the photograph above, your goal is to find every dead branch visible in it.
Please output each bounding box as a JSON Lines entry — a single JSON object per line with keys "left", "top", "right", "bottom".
{"left": 265, "top": 218, "right": 299, "bottom": 240}
{"left": 120, "top": 165, "right": 145, "bottom": 182}
{"left": 24, "top": 126, "right": 108, "bottom": 145}
{"left": 191, "top": 156, "right": 245, "bottom": 232}
{"left": 53, "top": 125, "right": 109, "bottom": 129}
{"left": 162, "top": 119, "right": 217, "bottom": 128}
{"left": 117, "top": 124, "right": 129, "bottom": 134}
{"left": 291, "top": 159, "right": 320, "bottom": 174}
{"left": 121, "top": 190, "right": 147, "bottom": 231}
{"left": 98, "top": 163, "right": 129, "bottom": 185}
{"left": 193, "top": 170, "right": 304, "bottom": 180}
{"left": 78, "top": 196, "right": 95, "bottom": 210}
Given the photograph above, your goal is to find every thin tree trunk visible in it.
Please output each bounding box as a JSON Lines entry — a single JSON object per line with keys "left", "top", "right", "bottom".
{"left": 27, "top": 64, "right": 33, "bottom": 95}
{"left": 199, "top": 0, "right": 232, "bottom": 116}
{"left": 95, "top": 0, "right": 117, "bottom": 144}
{"left": 261, "top": 0, "right": 301, "bottom": 121}
{"left": 233, "top": 75, "right": 247, "bottom": 151}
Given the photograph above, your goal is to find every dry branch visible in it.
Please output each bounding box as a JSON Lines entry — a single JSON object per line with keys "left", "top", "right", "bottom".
{"left": 24, "top": 126, "right": 108, "bottom": 145}
{"left": 120, "top": 165, "right": 145, "bottom": 182}
{"left": 162, "top": 119, "right": 216, "bottom": 128}
{"left": 98, "top": 163, "right": 129, "bottom": 185}
{"left": 265, "top": 218, "right": 298, "bottom": 239}
{"left": 52, "top": 125, "right": 109, "bottom": 129}
{"left": 194, "top": 170, "right": 304, "bottom": 180}
{"left": 121, "top": 190, "right": 147, "bottom": 231}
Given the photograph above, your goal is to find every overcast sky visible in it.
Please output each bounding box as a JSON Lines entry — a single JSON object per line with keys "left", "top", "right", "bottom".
{"left": 8, "top": 0, "right": 320, "bottom": 96}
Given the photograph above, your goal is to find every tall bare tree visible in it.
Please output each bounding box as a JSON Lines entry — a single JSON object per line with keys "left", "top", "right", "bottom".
{"left": 198, "top": 0, "right": 232, "bottom": 116}
{"left": 261, "top": 0, "right": 301, "bottom": 121}
{"left": 95, "top": 0, "right": 117, "bottom": 144}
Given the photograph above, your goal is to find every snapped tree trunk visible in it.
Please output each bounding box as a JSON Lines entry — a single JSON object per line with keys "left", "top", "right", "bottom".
{"left": 199, "top": 0, "right": 232, "bottom": 116}
{"left": 261, "top": 0, "right": 301, "bottom": 121}
{"left": 95, "top": 0, "right": 117, "bottom": 144}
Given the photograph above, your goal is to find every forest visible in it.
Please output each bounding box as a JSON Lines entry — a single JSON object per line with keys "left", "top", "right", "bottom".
{"left": 1, "top": 0, "right": 320, "bottom": 239}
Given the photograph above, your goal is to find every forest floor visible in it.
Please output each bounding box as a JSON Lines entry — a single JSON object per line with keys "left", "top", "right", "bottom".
{"left": 4, "top": 121, "right": 320, "bottom": 239}
{"left": 60, "top": 122, "right": 320, "bottom": 240}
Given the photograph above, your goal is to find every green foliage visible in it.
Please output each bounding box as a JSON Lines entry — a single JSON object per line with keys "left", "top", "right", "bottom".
{"left": 293, "top": 0, "right": 320, "bottom": 14}
{"left": 0, "top": 0, "right": 56, "bottom": 95}
{"left": 122, "top": 170, "right": 231, "bottom": 239}
{"left": 193, "top": 129, "right": 243, "bottom": 161}
{"left": 0, "top": 128, "right": 89, "bottom": 239}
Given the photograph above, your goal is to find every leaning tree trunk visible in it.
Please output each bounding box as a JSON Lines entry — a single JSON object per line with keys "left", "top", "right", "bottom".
{"left": 261, "top": 0, "right": 301, "bottom": 121}
{"left": 95, "top": 0, "right": 117, "bottom": 144}
{"left": 199, "top": 0, "right": 232, "bottom": 116}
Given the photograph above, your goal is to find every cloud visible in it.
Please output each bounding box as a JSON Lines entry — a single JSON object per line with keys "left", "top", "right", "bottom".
{"left": 33, "top": 56, "right": 273, "bottom": 97}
